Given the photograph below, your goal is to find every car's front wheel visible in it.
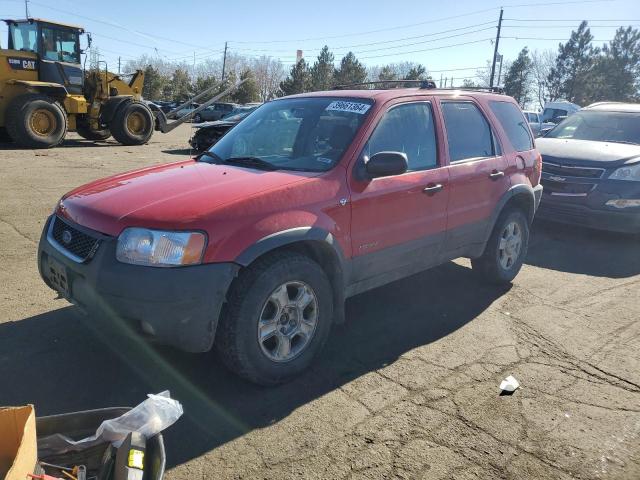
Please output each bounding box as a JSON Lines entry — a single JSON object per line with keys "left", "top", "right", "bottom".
{"left": 216, "top": 252, "right": 333, "bottom": 385}
{"left": 472, "top": 208, "right": 529, "bottom": 284}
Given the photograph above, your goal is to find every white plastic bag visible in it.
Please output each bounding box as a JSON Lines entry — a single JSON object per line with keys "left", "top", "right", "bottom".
{"left": 39, "top": 391, "right": 183, "bottom": 456}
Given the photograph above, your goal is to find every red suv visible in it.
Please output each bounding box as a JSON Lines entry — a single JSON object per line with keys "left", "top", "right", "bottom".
{"left": 38, "top": 86, "right": 542, "bottom": 385}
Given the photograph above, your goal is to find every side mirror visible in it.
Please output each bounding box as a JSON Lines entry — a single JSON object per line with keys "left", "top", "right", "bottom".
{"left": 365, "top": 151, "right": 408, "bottom": 178}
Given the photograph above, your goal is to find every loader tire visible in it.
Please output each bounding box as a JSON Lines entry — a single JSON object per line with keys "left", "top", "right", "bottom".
{"left": 76, "top": 123, "right": 111, "bottom": 141}
{"left": 6, "top": 94, "right": 67, "bottom": 149}
{"left": 110, "top": 101, "right": 154, "bottom": 146}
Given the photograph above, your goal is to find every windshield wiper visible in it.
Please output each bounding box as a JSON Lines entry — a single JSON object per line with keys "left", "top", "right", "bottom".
{"left": 224, "top": 156, "right": 279, "bottom": 171}
{"left": 196, "top": 151, "right": 223, "bottom": 163}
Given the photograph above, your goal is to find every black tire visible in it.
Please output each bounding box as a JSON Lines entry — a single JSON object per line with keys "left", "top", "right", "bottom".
{"left": 216, "top": 252, "right": 334, "bottom": 385}
{"left": 471, "top": 208, "right": 529, "bottom": 285}
{"left": 76, "top": 123, "right": 111, "bottom": 141}
{"left": 6, "top": 93, "right": 67, "bottom": 148}
{"left": 193, "top": 113, "right": 202, "bottom": 123}
{"left": 0, "top": 127, "right": 12, "bottom": 143}
{"left": 109, "top": 101, "right": 154, "bottom": 146}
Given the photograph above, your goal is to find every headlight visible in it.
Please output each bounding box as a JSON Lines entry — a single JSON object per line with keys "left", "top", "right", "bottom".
{"left": 116, "top": 228, "right": 206, "bottom": 267}
{"left": 609, "top": 163, "right": 640, "bottom": 181}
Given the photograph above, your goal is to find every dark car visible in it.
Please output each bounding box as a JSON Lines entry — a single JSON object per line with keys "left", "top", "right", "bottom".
{"left": 189, "top": 106, "right": 258, "bottom": 151}
{"left": 537, "top": 102, "right": 640, "bottom": 233}
{"left": 192, "top": 103, "right": 236, "bottom": 123}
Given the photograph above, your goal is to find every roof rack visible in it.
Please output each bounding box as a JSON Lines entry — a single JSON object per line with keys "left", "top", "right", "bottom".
{"left": 333, "top": 79, "right": 437, "bottom": 90}
{"left": 436, "top": 86, "right": 505, "bottom": 94}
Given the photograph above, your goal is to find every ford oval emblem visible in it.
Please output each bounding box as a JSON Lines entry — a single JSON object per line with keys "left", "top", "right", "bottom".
{"left": 62, "top": 230, "right": 73, "bottom": 245}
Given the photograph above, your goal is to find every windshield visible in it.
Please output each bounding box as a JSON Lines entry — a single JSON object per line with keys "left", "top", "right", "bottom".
{"left": 205, "top": 97, "right": 373, "bottom": 172}
{"left": 41, "top": 26, "right": 80, "bottom": 63}
{"left": 9, "top": 22, "right": 37, "bottom": 53}
{"left": 546, "top": 110, "right": 640, "bottom": 145}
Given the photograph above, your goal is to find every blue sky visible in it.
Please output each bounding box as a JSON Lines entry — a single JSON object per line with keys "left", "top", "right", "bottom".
{"left": 2, "top": 0, "right": 639, "bottom": 84}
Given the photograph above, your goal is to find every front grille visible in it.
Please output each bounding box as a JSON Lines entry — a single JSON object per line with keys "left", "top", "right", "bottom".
{"left": 50, "top": 216, "right": 100, "bottom": 261}
{"left": 541, "top": 178, "right": 595, "bottom": 195}
{"left": 542, "top": 161, "right": 604, "bottom": 179}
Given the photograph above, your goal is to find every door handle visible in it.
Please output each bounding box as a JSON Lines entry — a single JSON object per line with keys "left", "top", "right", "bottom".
{"left": 489, "top": 170, "right": 505, "bottom": 180}
{"left": 423, "top": 183, "right": 444, "bottom": 195}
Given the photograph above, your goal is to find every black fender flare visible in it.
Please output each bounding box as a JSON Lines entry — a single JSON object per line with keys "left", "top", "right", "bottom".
{"left": 483, "top": 184, "right": 538, "bottom": 245}
{"left": 100, "top": 96, "right": 135, "bottom": 123}
{"left": 235, "top": 227, "right": 349, "bottom": 323}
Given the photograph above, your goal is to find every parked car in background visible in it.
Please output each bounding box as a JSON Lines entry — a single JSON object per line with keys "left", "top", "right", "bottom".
{"left": 536, "top": 102, "right": 640, "bottom": 233}
{"left": 190, "top": 105, "right": 259, "bottom": 151}
{"left": 171, "top": 103, "right": 202, "bottom": 119}
{"left": 193, "top": 103, "right": 236, "bottom": 123}
{"left": 524, "top": 110, "right": 543, "bottom": 136}
{"left": 541, "top": 101, "right": 580, "bottom": 130}
{"left": 38, "top": 86, "right": 542, "bottom": 385}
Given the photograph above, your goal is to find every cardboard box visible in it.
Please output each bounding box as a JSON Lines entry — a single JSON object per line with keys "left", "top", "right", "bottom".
{"left": 0, "top": 406, "right": 36, "bottom": 480}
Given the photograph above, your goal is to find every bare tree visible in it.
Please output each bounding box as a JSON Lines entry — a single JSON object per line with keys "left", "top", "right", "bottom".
{"left": 251, "top": 56, "right": 286, "bottom": 101}
{"left": 531, "top": 49, "right": 556, "bottom": 110}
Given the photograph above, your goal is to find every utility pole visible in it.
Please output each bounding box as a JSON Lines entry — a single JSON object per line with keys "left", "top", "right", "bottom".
{"left": 439, "top": 73, "right": 443, "bottom": 88}
{"left": 118, "top": 56, "right": 121, "bottom": 75}
{"left": 24, "top": 0, "right": 29, "bottom": 18}
{"left": 489, "top": 8, "right": 504, "bottom": 89}
{"left": 221, "top": 41, "right": 228, "bottom": 83}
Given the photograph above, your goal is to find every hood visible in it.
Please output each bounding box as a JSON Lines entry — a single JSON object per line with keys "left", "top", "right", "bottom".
{"left": 57, "top": 160, "right": 317, "bottom": 236}
{"left": 536, "top": 138, "right": 640, "bottom": 167}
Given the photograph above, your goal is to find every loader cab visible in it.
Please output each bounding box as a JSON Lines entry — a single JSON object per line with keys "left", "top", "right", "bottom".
{"left": 5, "top": 18, "right": 84, "bottom": 94}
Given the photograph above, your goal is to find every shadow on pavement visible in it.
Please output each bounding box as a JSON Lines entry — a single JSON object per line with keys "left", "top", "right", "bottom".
{"left": 527, "top": 219, "right": 640, "bottom": 278}
{"left": 0, "top": 261, "right": 507, "bottom": 468}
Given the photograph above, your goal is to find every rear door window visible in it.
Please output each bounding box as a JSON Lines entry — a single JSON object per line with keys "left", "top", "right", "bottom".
{"left": 363, "top": 102, "right": 438, "bottom": 171}
{"left": 489, "top": 101, "right": 534, "bottom": 152}
{"left": 441, "top": 102, "right": 495, "bottom": 162}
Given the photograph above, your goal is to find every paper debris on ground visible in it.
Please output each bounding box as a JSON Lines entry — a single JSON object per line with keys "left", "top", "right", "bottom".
{"left": 499, "top": 375, "right": 520, "bottom": 393}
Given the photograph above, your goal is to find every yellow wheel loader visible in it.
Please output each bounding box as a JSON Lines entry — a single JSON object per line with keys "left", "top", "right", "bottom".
{"left": 0, "top": 18, "right": 154, "bottom": 148}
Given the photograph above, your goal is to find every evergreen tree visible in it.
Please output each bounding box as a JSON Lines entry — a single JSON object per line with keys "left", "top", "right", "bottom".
{"left": 547, "top": 21, "right": 596, "bottom": 104}
{"left": 194, "top": 76, "right": 217, "bottom": 95}
{"left": 333, "top": 52, "right": 367, "bottom": 86}
{"left": 377, "top": 65, "right": 397, "bottom": 81}
{"left": 142, "top": 65, "right": 165, "bottom": 100}
{"left": 170, "top": 68, "right": 192, "bottom": 102}
{"left": 280, "top": 59, "right": 311, "bottom": 96}
{"left": 233, "top": 69, "right": 260, "bottom": 103}
{"left": 404, "top": 64, "right": 427, "bottom": 80}
{"left": 504, "top": 47, "right": 533, "bottom": 107}
{"left": 596, "top": 27, "right": 640, "bottom": 101}
{"left": 310, "top": 46, "right": 335, "bottom": 91}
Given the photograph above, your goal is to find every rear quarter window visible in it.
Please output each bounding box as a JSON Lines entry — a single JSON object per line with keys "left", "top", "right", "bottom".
{"left": 489, "top": 101, "right": 534, "bottom": 152}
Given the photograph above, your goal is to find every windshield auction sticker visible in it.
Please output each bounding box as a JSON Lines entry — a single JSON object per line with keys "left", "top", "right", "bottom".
{"left": 326, "top": 101, "right": 371, "bottom": 115}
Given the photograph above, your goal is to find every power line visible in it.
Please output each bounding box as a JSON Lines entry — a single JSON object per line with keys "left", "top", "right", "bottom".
{"left": 229, "top": 7, "right": 500, "bottom": 44}
{"left": 505, "top": 18, "right": 640, "bottom": 21}
{"left": 357, "top": 38, "right": 495, "bottom": 60}
{"left": 230, "top": 21, "right": 498, "bottom": 53}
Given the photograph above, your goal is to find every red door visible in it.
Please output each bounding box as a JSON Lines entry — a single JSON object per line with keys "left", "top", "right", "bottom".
{"left": 347, "top": 99, "right": 449, "bottom": 288}
{"left": 436, "top": 98, "right": 511, "bottom": 254}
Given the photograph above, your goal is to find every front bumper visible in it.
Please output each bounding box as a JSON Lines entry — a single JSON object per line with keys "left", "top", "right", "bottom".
{"left": 537, "top": 176, "right": 640, "bottom": 233}
{"left": 38, "top": 215, "right": 239, "bottom": 352}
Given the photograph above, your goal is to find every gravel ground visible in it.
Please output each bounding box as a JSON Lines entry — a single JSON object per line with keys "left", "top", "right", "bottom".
{"left": 0, "top": 125, "right": 639, "bottom": 479}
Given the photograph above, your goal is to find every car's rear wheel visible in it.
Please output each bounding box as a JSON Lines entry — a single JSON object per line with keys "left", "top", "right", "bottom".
{"left": 193, "top": 113, "right": 202, "bottom": 123}
{"left": 472, "top": 208, "right": 529, "bottom": 284}
{"left": 216, "top": 252, "right": 333, "bottom": 385}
